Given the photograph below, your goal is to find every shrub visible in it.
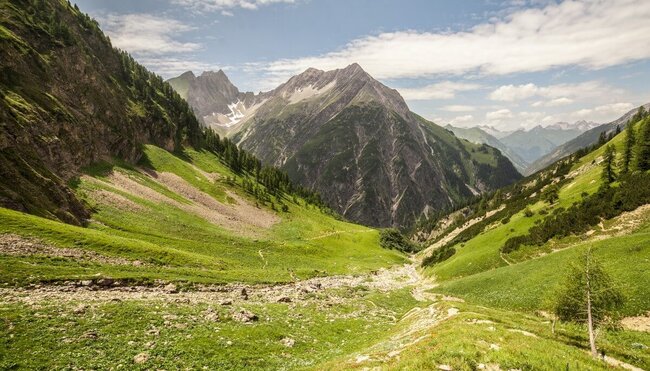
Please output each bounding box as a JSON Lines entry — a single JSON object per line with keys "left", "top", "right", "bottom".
{"left": 379, "top": 229, "right": 420, "bottom": 253}
{"left": 421, "top": 246, "right": 456, "bottom": 267}
{"left": 524, "top": 208, "right": 534, "bottom": 217}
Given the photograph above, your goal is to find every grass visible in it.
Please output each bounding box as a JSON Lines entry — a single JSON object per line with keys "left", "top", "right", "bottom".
{"left": 0, "top": 144, "right": 404, "bottom": 286}
{"left": 434, "top": 229, "right": 650, "bottom": 316}
{"left": 0, "top": 287, "right": 420, "bottom": 370}
{"left": 344, "top": 300, "right": 649, "bottom": 370}
{"left": 425, "top": 128, "right": 630, "bottom": 283}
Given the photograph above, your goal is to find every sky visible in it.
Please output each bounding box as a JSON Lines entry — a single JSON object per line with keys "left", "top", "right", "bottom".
{"left": 74, "top": 0, "right": 650, "bottom": 131}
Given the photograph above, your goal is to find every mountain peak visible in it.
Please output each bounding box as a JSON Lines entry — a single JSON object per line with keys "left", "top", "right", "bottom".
{"left": 179, "top": 70, "right": 196, "bottom": 79}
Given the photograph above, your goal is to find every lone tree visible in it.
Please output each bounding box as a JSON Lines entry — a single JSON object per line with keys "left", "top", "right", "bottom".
{"left": 601, "top": 144, "right": 617, "bottom": 184}
{"left": 554, "top": 248, "right": 624, "bottom": 358}
{"left": 622, "top": 120, "right": 636, "bottom": 174}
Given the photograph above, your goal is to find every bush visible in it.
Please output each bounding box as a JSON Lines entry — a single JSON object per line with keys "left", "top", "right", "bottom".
{"left": 524, "top": 208, "right": 534, "bottom": 217}
{"left": 421, "top": 246, "right": 456, "bottom": 267}
{"left": 379, "top": 229, "right": 420, "bottom": 253}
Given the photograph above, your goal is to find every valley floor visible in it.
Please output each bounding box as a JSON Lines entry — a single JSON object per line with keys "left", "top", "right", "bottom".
{"left": 2, "top": 255, "right": 647, "bottom": 370}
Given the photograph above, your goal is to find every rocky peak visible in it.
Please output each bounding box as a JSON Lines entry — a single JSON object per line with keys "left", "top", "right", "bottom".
{"left": 179, "top": 70, "right": 196, "bottom": 79}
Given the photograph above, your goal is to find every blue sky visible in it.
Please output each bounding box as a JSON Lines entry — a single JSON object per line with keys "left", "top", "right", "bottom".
{"left": 74, "top": 0, "right": 650, "bottom": 130}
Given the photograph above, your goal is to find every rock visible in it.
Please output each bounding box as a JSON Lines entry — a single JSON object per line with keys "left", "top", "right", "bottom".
{"left": 276, "top": 296, "right": 292, "bottom": 303}
{"left": 240, "top": 288, "right": 248, "bottom": 300}
{"left": 219, "top": 299, "right": 233, "bottom": 306}
{"left": 204, "top": 307, "right": 219, "bottom": 322}
{"left": 72, "top": 304, "right": 88, "bottom": 314}
{"left": 146, "top": 327, "right": 160, "bottom": 336}
{"left": 164, "top": 283, "right": 178, "bottom": 293}
{"left": 280, "top": 337, "right": 295, "bottom": 347}
{"left": 438, "top": 365, "right": 452, "bottom": 371}
{"left": 133, "top": 352, "right": 149, "bottom": 364}
{"left": 82, "top": 331, "right": 98, "bottom": 340}
{"left": 232, "top": 309, "right": 258, "bottom": 323}
{"left": 80, "top": 280, "right": 92, "bottom": 287}
{"left": 97, "top": 278, "right": 113, "bottom": 287}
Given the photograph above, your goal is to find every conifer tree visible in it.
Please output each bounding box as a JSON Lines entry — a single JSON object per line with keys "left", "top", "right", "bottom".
{"left": 601, "top": 144, "right": 617, "bottom": 183}
{"left": 636, "top": 118, "right": 650, "bottom": 171}
{"left": 554, "top": 249, "right": 624, "bottom": 357}
{"left": 622, "top": 120, "right": 636, "bottom": 174}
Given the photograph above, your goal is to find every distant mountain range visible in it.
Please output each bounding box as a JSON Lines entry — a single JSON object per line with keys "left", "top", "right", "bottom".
{"left": 449, "top": 121, "right": 599, "bottom": 175}
{"left": 169, "top": 65, "right": 521, "bottom": 227}
{"left": 444, "top": 125, "right": 528, "bottom": 173}
{"left": 527, "top": 104, "right": 650, "bottom": 174}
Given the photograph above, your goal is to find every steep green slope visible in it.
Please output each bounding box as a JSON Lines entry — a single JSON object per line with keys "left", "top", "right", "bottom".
{"left": 0, "top": 144, "right": 405, "bottom": 285}
{"left": 0, "top": 0, "right": 201, "bottom": 225}
{"left": 421, "top": 117, "right": 650, "bottom": 316}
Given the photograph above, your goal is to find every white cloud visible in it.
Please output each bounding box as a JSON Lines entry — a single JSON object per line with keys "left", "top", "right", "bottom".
{"left": 258, "top": 0, "right": 650, "bottom": 82}
{"left": 489, "top": 83, "right": 538, "bottom": 101}
{"left": 450, "top": 115, "right": 474, "bottom": 125}
{"left": 489, "top": 81, "right": 620, "bottom": 102}
{"left": 398, "top": 81, "right": 480, "bottom": 100}
{"left": 137, "top": 57, "right": 226, "bottom": 78}
{"left": 486, "top": 109, "right": 514, "bottom": 121}
{"left": 571, "top": 102, "right": 634, "bottom": 121}
{"left": 532, "top": 97, "right": 574, "bottom": 107}
{"left": 173, "top": 0, "right": 295, "bottom": 12}
{"left": 441, "top": 105, "right": 476, "bottom": 112}
{"left": 221, "top": 10, "right": 234, "bottom": 16}
{"left": 101, "top": 14, "right": 200, "bottom": 55}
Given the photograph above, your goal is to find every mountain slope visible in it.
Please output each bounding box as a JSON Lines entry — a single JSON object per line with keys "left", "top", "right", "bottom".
{"left": 0, "top": 0, "right": 202, "bottom": 225}
{"left": 527, "top": 103, "right": 650, "bottom": 174}
{"left": 445, "top": 124, "right": 528, "bottom": 173}
{"left": 195, "top": 64, "right": 522, "bottom": 227}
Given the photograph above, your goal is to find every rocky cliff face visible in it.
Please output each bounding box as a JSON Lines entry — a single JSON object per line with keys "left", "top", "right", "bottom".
{"left": 168, "top": 70, "right": 262, "bottom": 131}
{"left": 226, "top": 64, "right": 521, "bottom": 227}
{"left": 0, "top": 0, "right": 201, "bottom": 224}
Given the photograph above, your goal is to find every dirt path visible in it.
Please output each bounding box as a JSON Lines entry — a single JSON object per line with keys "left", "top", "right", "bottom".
{"left": 305, "top": 229, "right": 373, "bottom": 241}
{"left": 0, "top": 263, "right": 421, "bottom": 307}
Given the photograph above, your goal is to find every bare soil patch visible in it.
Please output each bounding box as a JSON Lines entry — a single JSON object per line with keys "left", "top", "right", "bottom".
{"left": 0, "top": 233, "right": 139, "bottom": 266}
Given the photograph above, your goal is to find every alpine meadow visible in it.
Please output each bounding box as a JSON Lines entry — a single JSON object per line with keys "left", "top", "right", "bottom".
{"left": 1, "top": 0, "right": 650, "bottom": 370}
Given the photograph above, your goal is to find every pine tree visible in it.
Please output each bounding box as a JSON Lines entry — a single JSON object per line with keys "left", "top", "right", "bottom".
{"left": 554, "top": 249, "right": 624, "bottom": 357}
{"left": 636, "top": 119, "right": 650, "bottom": 171}
{"left": 601, "top": 144, "right": 617, "bottom": 183}
{"left": 622, "top": 120, "right": 636, "bottom": 174}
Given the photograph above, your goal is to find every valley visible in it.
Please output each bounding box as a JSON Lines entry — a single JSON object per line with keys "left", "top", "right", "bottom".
{"left": 1, "top": 0, "right": 649, "bottom": 369}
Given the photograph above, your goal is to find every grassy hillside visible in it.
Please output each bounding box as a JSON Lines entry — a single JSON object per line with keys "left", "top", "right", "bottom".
{"left": 0, "top": 0, "right": 202, "bottom": 224}
{"left": 0, "top": 144, "right": 405, "bottom": 286}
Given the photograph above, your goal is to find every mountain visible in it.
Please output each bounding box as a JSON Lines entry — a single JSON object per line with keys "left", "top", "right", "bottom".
{"left": 0, "top": 0, "right": 203, "bottom": 225}
{"left": 167, "top": 70, "right": 263, "bottom": 130}
{"left": 527, "top": 104, "right": 650, "bottom": 174}
{"left": 445, "top": 125, "right": 529, "bottom": 173}
{"left": 477, "top": 125, "right": 513, "bottom": 139}
{"left": 499, "top": 123, "right": 593, "bottom": 164}
{"left": 173, "top": 64, "right": 522, "bottom": 227}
